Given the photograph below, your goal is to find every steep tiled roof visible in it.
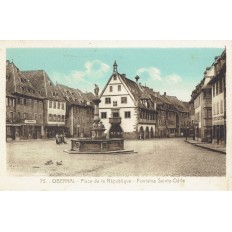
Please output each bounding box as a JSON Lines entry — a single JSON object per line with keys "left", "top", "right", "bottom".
{"left": 6, "top": 61, "right": 43, "bottom": 99}
{"left": 23, "top": 70, "right": 65, "bottom": 101}
{"left": 120, "top": 75, "right": 157, "bottom": 110}
{"left": 182, "top": 101, "right": 190, "bottom": 111}
{"left": 57, "top": 83, "right": 94, "bottom": 106}
{"left": 163, "top": 95, "right": 188, "bottom": 112}
{"left": 120, "top": 75, "right": 142, "bottom": 101}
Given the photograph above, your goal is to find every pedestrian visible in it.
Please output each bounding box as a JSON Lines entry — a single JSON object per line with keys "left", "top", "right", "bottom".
{"left": 55, "top": 133, "right": 59, "bottom": 145}
{"left": 60, "top": 133, "right": 64, "bottom": 144}
{"left": 63, "top": 133, "right": 67, "bottom": 144}
{"left": 58, "top": 133, "right": 62, "bottom": 145}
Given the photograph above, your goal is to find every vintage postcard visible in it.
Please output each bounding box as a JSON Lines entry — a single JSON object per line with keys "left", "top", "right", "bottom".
{"left": 0, "top": 40, "right": 231, "bottom": 190}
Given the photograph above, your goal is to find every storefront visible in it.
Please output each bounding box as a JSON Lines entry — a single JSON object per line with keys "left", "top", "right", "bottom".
{"left": 6, "top": 122, "right": 43, "bottom": 141}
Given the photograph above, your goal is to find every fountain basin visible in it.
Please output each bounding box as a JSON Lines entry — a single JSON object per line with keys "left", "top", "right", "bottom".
{"left": 64, "top": 138, "right": 134, "bottom": 154}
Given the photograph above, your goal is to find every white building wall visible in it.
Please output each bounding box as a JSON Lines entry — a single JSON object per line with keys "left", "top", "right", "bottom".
{"left": 212, "top": 92, "right": 224, "bottom": 125}
{"left": 99, "top": 74, "right": 137, "bottom": 135}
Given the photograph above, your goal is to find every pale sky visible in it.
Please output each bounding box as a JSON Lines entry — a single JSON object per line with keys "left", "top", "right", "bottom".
{"left": 7, "top": 48, "right": 224, "bottom": 101}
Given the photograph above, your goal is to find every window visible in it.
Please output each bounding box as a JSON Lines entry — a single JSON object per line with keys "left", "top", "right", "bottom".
{"left": 101, "top": 112, "right": 107, "bottom": 119}
{"left": 220, "top": 100, "right": 223, "bottom": 114}
{"left": 53, "top": 114, "right": 56, "bottom": 121}
{"left": 113, "top": 101, "right": 117, "bottom": 106}
{"left": 58, "top": 102, "right": 60, "bottom": 109}
{"left": 9, "top": 112, "right": 13, "bottom": 119}
{"left": 58, "top": 115, "right": 61, "bottom": 121}
{"left": 217, "top": 102, "right": 219, "bottom": 115}
{"left": 28, "top": 99, "right": 32, "bottom": 106}
{"left": 62, "top": 115, "right": 64, "bottom": 121}
{"left": 29, "top": 113, "right": 33, "bottom": 119}
{"left": 34, "top": 100, "right": 37, "bottom": 108}
{"left": 39, "top": 101, "right": 42, "bottom": 108}
{"left": 206, "top": 109, "right": 212, "bottom": 118}
{"left": 23, "top": 113, "right": 27, "bottom": 119}
{"left": 109, "top": 86, "right": 113, "bottom": 92}
{"left": 125, "top": 111, "right": 131, "bottom": 118}
{"left": 49, "top": 101, "right": 52, "bottom": 108}
{"left": 112, "top": 112, "right": 119, "bottom": 118}
{"left": 118, "top": 85, "right": 121, "bottom": 91}
{"left": 62, "top": 103, "right": 64, "bottom": 110}
{"left": 17, "top": 112, "right": 20, "bottom": 119}
{"left": 105, "top": 98, "right": 111, "bottom": 104}
{"left": 34, "top": 113, "right": 37, "bottom": 120}
{"left": 53, "top": 101, "right": 56, "bottom": 109}
{"left": 113, "top": 74, "right": 117, "bottom": 80}
{"left": 23, "top": 98, "right": 27, "bottom": 105}
{"left": 219, "top": 80, "right": 222, "bottom": 93}
{"left": 39, "top": 113, "right": 42, "bottom": 119}
{"left": 49, "top": 114, "right": 52, "bottom": 121}
{"left": 121, "top": 97, "right": 127, "bottom": 104}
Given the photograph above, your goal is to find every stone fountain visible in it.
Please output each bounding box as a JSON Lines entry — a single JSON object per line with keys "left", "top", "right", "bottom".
{"left": 64, "top": 85, "right": 134, "bottom": 154}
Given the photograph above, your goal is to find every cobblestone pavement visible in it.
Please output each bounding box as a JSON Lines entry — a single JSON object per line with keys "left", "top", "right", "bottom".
{"left": 7, "top": 138, "right": 226, "bottom": 176}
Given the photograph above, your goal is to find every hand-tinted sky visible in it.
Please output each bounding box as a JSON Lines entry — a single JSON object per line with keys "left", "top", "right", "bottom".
{"left": 7, "top": 47, "right": 224, "bottom": 101}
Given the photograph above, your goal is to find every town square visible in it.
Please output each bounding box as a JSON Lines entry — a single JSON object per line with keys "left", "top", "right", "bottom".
{"left": 5, "top": 46, "right": 226, "bottom": 176}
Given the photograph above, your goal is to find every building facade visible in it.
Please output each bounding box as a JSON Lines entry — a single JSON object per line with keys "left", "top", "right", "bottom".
{"left": 23, "top": 70, "right": 67, "bottom": 138}
{"left": 57, "top": 84, "right": 94, "bottom": 138}
{"left": 99, "top": 62, "right": 157, "bottom": 139}
{"left": 6, "top": 61, "right": 44, "bottom": 141}
{"left": 190, "top": 66, "right": 214, "bottom": 142}
{"left": 208, "top": 50, "right": 226, "bottom": 145}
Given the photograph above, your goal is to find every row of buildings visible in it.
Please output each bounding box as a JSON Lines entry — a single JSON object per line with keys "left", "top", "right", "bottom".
{"left": 189, "top": 49, "right": 226, "bottom": 145}
{"left": 99, "top": 62, "right": 191, "bottom": 139}
{"left": 6, "top": 60, "right": 191, "bottom": 141}
{"left": 6, "top": 60, "right": 94, "bottom": 141}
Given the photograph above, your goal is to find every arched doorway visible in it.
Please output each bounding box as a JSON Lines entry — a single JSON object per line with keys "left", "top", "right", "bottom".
{"left": 139, "top": 126, "right": 144, "bottom": 139}
{"left": 150, "top": 127, "right": 154, "bottom": 138}
{"left": 109, "top": 124, "right": 123, "bottom": 138}
{"left": 145, "top": 127, "right": 149, "bottom": 139}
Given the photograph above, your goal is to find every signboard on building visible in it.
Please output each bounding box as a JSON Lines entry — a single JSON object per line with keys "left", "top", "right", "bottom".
{"left": 25, "top": 120, "right": 36, "bottom": 124}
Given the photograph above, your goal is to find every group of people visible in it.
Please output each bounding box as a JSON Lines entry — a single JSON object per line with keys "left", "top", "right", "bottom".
{"left": 55, "top": 133, "right": 67, "bottom": 145}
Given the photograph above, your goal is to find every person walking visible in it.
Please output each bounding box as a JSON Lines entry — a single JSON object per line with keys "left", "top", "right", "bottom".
{"left": 63, "top": 133, "right": 67, "bottom": 144}
{"left": 55, "top": 133, "right": 59, "bottom": 145}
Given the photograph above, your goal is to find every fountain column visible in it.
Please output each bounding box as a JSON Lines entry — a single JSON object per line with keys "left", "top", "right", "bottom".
{"left": 91, "top": 84, "right": 105, "bottom": 139}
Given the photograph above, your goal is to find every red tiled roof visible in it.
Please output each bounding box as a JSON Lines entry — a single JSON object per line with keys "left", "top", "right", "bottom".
{"left": 6, "top": 62, "right": 43, "bottom": 99}
{"left": 57, "top": 83, "right": 94, "bottom": 106}
{"left": 22, "top": 70, "right": 65, "bottom": 101}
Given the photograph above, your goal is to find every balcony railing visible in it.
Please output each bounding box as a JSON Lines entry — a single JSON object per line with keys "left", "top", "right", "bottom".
{"left": 109, "top": 117, "right": 121, "bottom": 124}
{"left": 138, "top": 118, "right": 156, "bottom": 124}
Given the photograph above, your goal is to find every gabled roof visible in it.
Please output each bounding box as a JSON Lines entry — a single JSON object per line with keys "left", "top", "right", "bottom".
{"left": 120, "top": 74, "right": 142, "bottom": 102}
{"left": 22, "top": 70, "right": 65, "bottom": 101}
{"left": 6, "top": 61, "right": 43, "bottom": 99}
{"left": 57, "top": 83, "right": 94, "bottom": 106}
{"left": 163, "top": 95, "right": 189, "bottom": 112}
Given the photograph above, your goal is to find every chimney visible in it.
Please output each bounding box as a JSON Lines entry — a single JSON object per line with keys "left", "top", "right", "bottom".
{"left": 135, "top": 75, "right": 140, "bottom": 83}
{"left": 164, "top": 92, "right": 166, "bottom": 96}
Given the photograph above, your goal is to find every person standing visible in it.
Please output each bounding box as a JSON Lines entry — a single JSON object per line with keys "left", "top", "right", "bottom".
{"left": 55, "top": 133, "right": 59, "bottom": 145}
